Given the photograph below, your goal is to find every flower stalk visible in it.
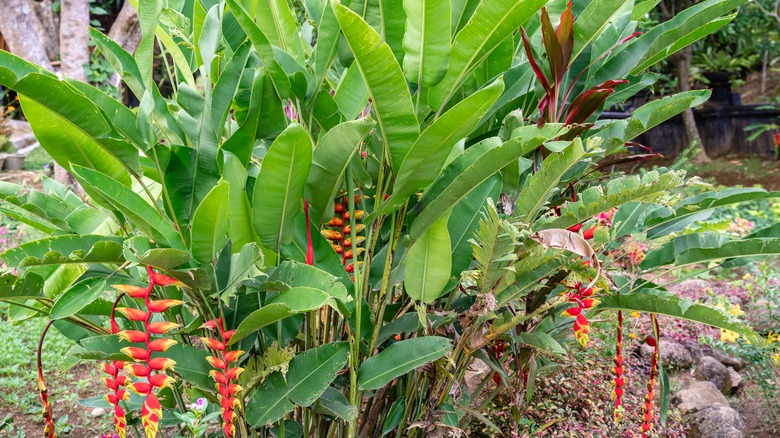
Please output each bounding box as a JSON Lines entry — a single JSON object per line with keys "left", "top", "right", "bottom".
{"left": 613, "top": 310, "right": 624, "bottom": 423}
{"left": 37, "top": 320, "right": 57, "bottom": 438}
{"left": 114, "top": 266, "right": 184, "bottom": 438}
{"left": 641, "top": 314, "right": 661, "bottom": 436}
{"left": 201, "top": 317, "right": 244, "bottom": 437}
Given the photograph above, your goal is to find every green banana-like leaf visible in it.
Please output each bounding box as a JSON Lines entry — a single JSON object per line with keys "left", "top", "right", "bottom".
{"left": 226, "top": 0, "right": 292, "bottom": 98}
{"left": 404, "top": 213, "right": 452, "bottom": 303}
{"left": 427, "top": 0, "right": 546, "bottom": 110}
{"left": 222, "top": 68, "right": 264, "bottom": 167}
{"left": 333, "top": 0, "right": 420, "bottom": 173}
{"left": 306, "top": 119, "right": 376, "bottom": 227}
{"left": 256, "top": 0, "right": 301, "bottom": 57}
{"left": 253, "top": 124, "right": 313, "bottom": 251}
{"left": 599, "top": 292, "right": 763, "bottom": 345}
{"left": 449, "top": 175, "right": 502, "bottom": 276}
{"left": 313, "top": 2, "right": 341, "bottom": 87}
{"left": 334, "top": 64, "right": 369, "bottom": 120}
{"left": 231, "top": 287, "right": 331, "bottom": 343}
{"left": 71, "top": 166, "right": 186, "bottom": 250}
{"left": 49, "top": 278, "right": 107, "bottom": 320}
{"left": 571, "top": 0, "right": 631, "bottom": 63}
{"left": 408, "top": 135, "right": 545, "bottom": 243}
{"left": 358, "top": 336, "right": 452, "bottom": 390}
{"left": 645, "top": 187, "right": 778, "bottom": 239}
{"left": 537, "top": 170, "right": 686, "bottom": 231}
{"left": 0, "top": 235, "right": 125, "bottom": 268}
{"left": 402, "top": 0, "right": 451, "bottom": 87}
{"left": 672, "top": 238, "right": 780, "bottom": 268}
{"left": 640, "top": 232, "right": 729, "bottom": 269}
{"left": 516, "top": 139, "right": 589, "bottom": 224}
{"left": 379, "top": 78, "right": 504, "bottom": 218}
{"left": 223, "top": 152, "right": 259, "bottom": 253}
{"left": 191, "top": 181, "right": 230, "bottom": 264}
{"left": 246, "top": 342, "right": 349, "bottom": 426}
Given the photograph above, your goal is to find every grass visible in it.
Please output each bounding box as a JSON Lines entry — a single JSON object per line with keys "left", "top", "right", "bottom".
{"left": 0, "top": 304, "right": 112, "bottom": 437}
{"left": 23, "top": 147, "right": 53, "bottom": 171}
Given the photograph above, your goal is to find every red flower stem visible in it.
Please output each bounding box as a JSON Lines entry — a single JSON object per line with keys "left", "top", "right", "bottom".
{"left": 304, "top": 200, "right": 315, "bottom": 266}
{"left": 37, "top": 319, "right": 56, "bottom": 438}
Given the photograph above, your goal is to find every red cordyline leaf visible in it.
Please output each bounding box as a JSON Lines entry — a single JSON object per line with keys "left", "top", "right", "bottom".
{"left": 541, "top": 8, "right": 563, "bottom": 85}
{"left": 521, "top": 28, "right": 552, "bottom": 96}
{"left": 557, "top": 2, "right": 575, "bottom": 69}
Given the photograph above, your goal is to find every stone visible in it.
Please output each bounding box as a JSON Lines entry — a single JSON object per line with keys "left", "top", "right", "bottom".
{"left": 686, "top": 403, "right": 744, "bottom": 438}
{"left": 671, "top": 381, "right": 729, "bottom": 413}
{"left": 727, "top": 367, "right": 742, "bottom": 390}
{"left": 640, "top": 339, "right": 696, "bottom": 369}
{"left": 463, "top": 358, "right": 491, "bottom": 393}
{"left": 709, "top": 348, "right": 746, "bottom": 371}
{"left": 695, "top": 356, "right": 733, "bottom": 394}
{"left": 90, "top": 407, "right": 106, "bottom": 417}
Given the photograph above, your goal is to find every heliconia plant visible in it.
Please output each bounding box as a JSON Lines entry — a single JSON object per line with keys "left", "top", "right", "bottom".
{"left": 0, "top": 0, "right": 775, "bottom": 436}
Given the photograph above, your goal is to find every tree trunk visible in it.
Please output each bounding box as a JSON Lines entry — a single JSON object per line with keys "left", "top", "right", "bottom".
{"left": 33, "top": 0, "right": 60, "bottom": 62}
{"left": 57, "top": 0, "right": 90, "bottom": 195}
{"left": 0, "top": 0, "right": 53, "bottom": 70}
{"left": 675, "top": 46, "right": 711, "bottom": 163}
{"left": 59, "top": 0, "right": 91, "bottom": 82}
{"left": 107, "top": 1, "right": 142, "bottom": 89}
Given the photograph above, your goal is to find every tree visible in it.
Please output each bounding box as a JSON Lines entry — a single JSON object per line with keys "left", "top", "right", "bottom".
{"left": 661, "top": 0, "right": 713, "bottom": 163}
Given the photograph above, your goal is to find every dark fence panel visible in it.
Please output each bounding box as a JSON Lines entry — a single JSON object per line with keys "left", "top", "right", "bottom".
{"left": 632, "top": 105, "right": 780, "bottom": 158}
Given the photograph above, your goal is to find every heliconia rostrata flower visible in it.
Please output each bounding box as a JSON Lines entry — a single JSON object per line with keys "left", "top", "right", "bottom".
{"left": 201, "top": 317, "right": 244, "bottom": 437}
{"left": 112, "top": 266, "right": 185, "bottom": 438}
{"left": 102, "top": 294, "right": 130, "bottom": 438}
{"left": 612, "top": 310, "right": 625, "bottom": 423}
{"left": 641, "top": 315, "right": 661, "bottom": 436}
{"left": 37, "top": 320, "right": 57, "bottom": 438}
{"left": 321, "top": 194, "right": 365, "bottom": 277}
{"left": 561, "top": 282, "right": 598, "bottom": 347}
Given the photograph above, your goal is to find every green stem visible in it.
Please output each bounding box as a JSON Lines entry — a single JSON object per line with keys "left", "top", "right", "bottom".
{"left": 346, "top": 166, "right": 362, "bottom": 438}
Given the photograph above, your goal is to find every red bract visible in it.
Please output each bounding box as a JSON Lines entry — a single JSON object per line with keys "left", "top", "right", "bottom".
{"left": 112, "top": 267, "right": 181, "bottom": 438}
{"left": 304, "top": 200, "right": 315, "bottom": 266}
{"left": 641, "top": 315, "right": 661, "bottom": 436}
{"left": 202, "top": 318, "right": 245, "bottom": 438}
{"left": 613, "top": 311, "right": 625, "bottom": 424}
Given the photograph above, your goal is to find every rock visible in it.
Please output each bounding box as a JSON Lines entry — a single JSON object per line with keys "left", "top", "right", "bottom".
{"left": 710, "top": 348, "right": 746, "bottom": 371}
{"left": 463, "top": 358, "right": 491, "bottom": 393}
{"left": 686, "top": 403, "right": 744, "bottom": 438}
{"left": 90, "top": 407, "right": 106, "bottom": 417}
{"left": 671, "top": 381, "right": 729, "bottom": 413}
{"left": 728, "top": 367, "right": 742, "bottom": 390}
{"left": 640, "top": 339, "right": 696, "bottom": 369}
{"left": 695, "top": 356, "right": 733, "bottom": 394}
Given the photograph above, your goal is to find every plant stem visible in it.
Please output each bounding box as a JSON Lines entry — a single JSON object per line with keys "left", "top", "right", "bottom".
{"left": 346, "top": 166, "right": 362, "bottom": 438}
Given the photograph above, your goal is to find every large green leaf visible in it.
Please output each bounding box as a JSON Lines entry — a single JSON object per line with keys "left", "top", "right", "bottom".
{"left": 223, "top": 152, "right": 259, "bottom": 252}
{"left": 404, "top": 213, "right": 452, "bottom": 303}
{"left": 333, "top": 1, "right": 420, "bottom": 173}
{"left": 402, "top": 0, "right": 451, "bottom": 86}
{"left": 253, "top": 124, "right": 313, "bottom": 251}
{"left": 246, "top": 342, "right": 349, "bottom": 426}
{"left": 378, "top": 78, "right": 504, "bottom": 218}
{"left": 408, "top": 135, "right": 545, "bottom": 243}
{"left": 256, "top": 0, "right": 301, "bottom": 57}
{"left": 231, "top": 287, "right": 331, "bottom": 343}
{"left": 305, "top": 119, "right": 376, "bottom": 227}
{"left": 191, "top": 181, "right": 230, "bottom": 264}
{"left": 1, "top": 235, "right": 125, "bottom": 268}
{"left": 449, "top": 175, "right": 502, "bottom": 276}
{"left": 49, "top": 278, "right": 107, "bottom": 320}
{"left": 71, "top": 166, "right": 185, "bottom": 250}
{"left": 516, "top": 139, "right": 588, "bottom": 224}
{"left": 427, "top": 0, "right": 546, "bottom": 110}
{"left": 673, "top": 238, "right": 780, "bottom": 268}
{"left": 640, "top": 232, "right": 729, "bottom": 269}
{"left": 599, "top": 291, "right": 763, "bottom": 345}
{"left": 226, "top": 0, "right": 292, "bottom": 98}
{"left": 358, "top": 336, "right": 452, "bottom": 390}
